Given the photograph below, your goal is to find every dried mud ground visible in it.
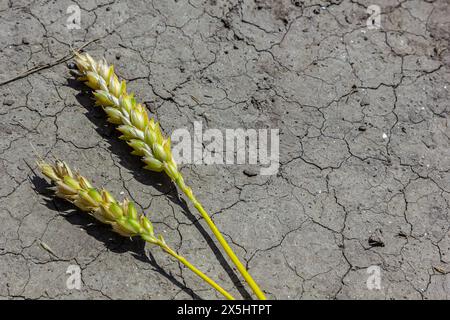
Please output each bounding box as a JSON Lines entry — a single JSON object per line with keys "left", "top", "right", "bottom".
{"left": 1, "top": 0, "right": 450, "bottom": 300}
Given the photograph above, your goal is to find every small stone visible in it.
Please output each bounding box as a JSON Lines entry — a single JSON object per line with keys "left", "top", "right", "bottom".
{"left": 360, "top": 97, "right": 370, "bottom": 106}
{"left": 368, "top": 229, "right": 385, "bottom": 247}
{"left": 3, "top": 99, "right": 14, "bottom": 106}
{"left": 397, "top": 231, "right": 408, "bottom": 238}
{"left": 433, "top": 266, "right": 446, "bottom": 274}
{"left": 67, "top": 62, "right": 77, "bottom": 69}
{"left": 358, "top": 126, "right": 367, "bottom": 131}
{"left": 243, "top": 169, "right": 258, "bottom": 177}
{"left": 115, "top": 53, "right": 121, "bottom": 60}
{"left": 21, "top": 37, "right": 30, "bottom": 45}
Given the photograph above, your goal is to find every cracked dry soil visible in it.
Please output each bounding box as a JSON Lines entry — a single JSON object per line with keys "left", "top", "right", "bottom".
{"left": 1, "top": 0, "right": 450, "bottom": 300}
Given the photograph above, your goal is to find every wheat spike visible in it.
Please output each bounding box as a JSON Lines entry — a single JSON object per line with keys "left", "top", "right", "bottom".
{"left": 72, "top": 54, "right": 182, "bottom": 182}
{"left": 73, "top": 52, "right": 266, "bottom": 300}
{"left": 38, "top": 160, "right": 234, "bottom": 300}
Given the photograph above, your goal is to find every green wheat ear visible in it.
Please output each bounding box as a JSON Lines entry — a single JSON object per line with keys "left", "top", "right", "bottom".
{"left": 38, "top": 159, "right": 234, "bottom": 300}
{"left": 72, "top": 52, "right": 266, "bottom": 300}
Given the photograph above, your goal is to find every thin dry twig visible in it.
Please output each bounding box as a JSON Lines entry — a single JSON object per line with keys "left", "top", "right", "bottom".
{"left": 0, "top": 38, "right": 99, "bottom": 87}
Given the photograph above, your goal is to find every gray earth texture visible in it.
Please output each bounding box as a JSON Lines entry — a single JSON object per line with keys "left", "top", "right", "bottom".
{"left": 1, "top": 0, "right": 450, "bottom": 300}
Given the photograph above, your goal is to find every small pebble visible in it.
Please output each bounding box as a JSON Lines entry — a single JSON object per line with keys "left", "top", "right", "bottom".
{"left": 3, "top": 99, "right": 14, "bottom": 106}
{"left": 368, "top": 229, "right": 385, "bottom": 247}
{"left": 360, "top": 97, "right": 370, "bottom": 106}
{"left": 243, "top": 169, "right": 258, "bottom": 177}
{"left": 115, "top": 53, "right": 121, "bottom": 60}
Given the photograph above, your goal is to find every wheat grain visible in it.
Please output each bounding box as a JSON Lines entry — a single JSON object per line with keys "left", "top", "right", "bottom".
{"left": 38, "top": 159, "right": 234, "bottom": 300}
{"left": 72, "top": 52, "right": 266, "bottom": 300}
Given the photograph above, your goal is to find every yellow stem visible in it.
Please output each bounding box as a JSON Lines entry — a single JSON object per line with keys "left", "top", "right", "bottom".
{"left": 176, "top": 179, "right": 267, "bottom": 300}
{"left": 158, "top": 243, "right": 235, "bottom": 300}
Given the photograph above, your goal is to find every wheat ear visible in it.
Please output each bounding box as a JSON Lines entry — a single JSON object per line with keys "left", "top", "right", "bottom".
{"left": 72, "top": 52, "right": 266, "bottom": 300}
{"left": 38, "top": 160, "right": 234, "bottom": 300}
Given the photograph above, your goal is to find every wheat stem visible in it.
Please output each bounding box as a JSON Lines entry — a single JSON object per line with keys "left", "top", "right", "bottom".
{"left": 38, "top": 160, "right": 234, "bottom": 300}
{"left": 175, "top": 177, "right": 267, "bottom": 300}
{"left": 160, "top": 244, "right": 234, "bottom": 300}
{"left": 72, "top": 52, "right": 266, "bottom": 300}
